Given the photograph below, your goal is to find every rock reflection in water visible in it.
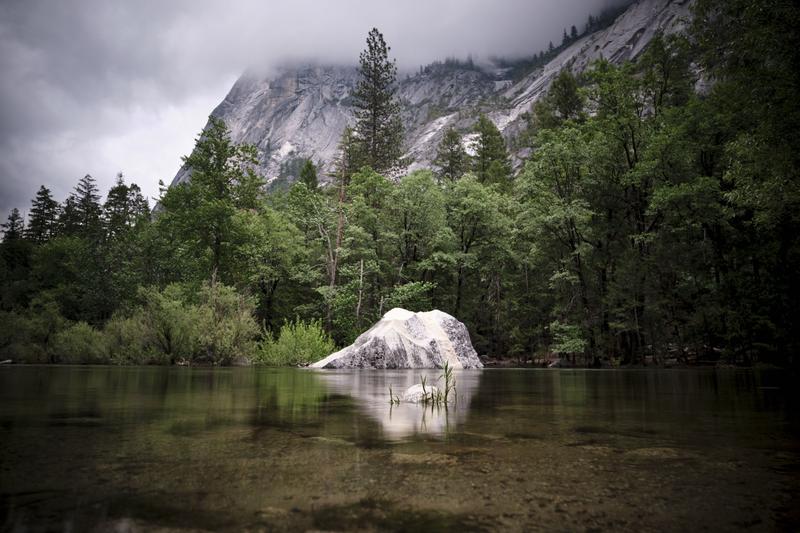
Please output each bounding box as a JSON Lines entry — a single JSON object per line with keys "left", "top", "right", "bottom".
{"left": 312, "top": 368, "right": 480, "bottom": 439}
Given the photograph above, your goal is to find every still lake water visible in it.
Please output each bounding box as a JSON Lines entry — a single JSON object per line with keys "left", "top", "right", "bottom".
{"left": 0, "top": 366, "right": 798, "bottom": 531}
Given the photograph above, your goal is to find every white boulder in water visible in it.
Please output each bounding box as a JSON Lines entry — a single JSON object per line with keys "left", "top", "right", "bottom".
{"left": 401, "top": 384, "right": 441, "bottom": 403}
{"left": 310, "top": 308, "right": 483, "bottom": 369}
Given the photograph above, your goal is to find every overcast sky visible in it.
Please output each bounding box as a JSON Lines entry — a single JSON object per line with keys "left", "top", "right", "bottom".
{"left": 0, "top": 0, "right": 627, "bottom": 219}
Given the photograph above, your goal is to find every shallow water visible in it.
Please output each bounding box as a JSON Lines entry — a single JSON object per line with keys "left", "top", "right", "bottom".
{"left": 1, "top": 366, "right": 798, "bottom": 531}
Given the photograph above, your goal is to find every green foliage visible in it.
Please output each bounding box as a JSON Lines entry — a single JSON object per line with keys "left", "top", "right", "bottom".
{"left": 105, "top": 282, "right": 258, "bottom": 365}
{"left": 158, "top": 116, "right": 265, "bottom": 284}
{"left": 30, "top": 236, "right": 108, "bottom": 322}
{"left": 104, "top": 173, "right": 149, "bottom": 240}
{"left": 25, "top": 186, "right": 60, "bottom": 243}
{"left": 549, "top": 320, "right": 587, "bottom": 356}
{"left": 433, "top": 128, "right": 468, "bottom": 183}
{"left": 299, "top": 159, "right": 318, "bottom": 190}
{"left": 334, "top": 126, "right": 365, "bottom": 182}
{"left": 103, "top": 312, "right": 153, "bottom": 364}
{"left": 132, "top": 284, "right": 200, "bottom": 363}
{"left": 1, "top": 209, "right": 24, "bottom": 241}
{"left": 0, "top": 311, "right": 43, "bottom": 363}
{"left": 255, "top": 319, "right": 335, "bottom": 366}
{"left": 50, "top": 321, "right": 108, "bottom": 364}
{"left": 3, "top": 10, "right": 800, "bottom": 367}
{"left": 0, "top": 296, "right": 67, "bottom": 362}
{"left": 353, "top": 28, "right": 404, "bottom": 174}
{"left": 471, "top": 115, "right": 511, "bottom": 186}
{"left": 64, "top": 174, "right": 103, "bottom": 239}
{"left": 533, "top": 69, "right": 585, "bottom": 130}
{"left": 195, "top": 281, "right": 259, "bottom": 364}
{"left": 383, "top": 281, "right": 436, "bottom": 312}
{"left": 390, "top": 170, "right": 452, "bottom": 277}
{"left": 0, "top": 212, "right": 33, "bottom": 310}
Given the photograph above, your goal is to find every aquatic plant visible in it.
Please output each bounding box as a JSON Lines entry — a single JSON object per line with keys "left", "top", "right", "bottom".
{"left": 387, "top": 362, "right": 457, "bottom": 406}
{"left": 388, "top": 385, "right": 401, "bottom": 405}
{"left": 420, "top": 362, "right": 456, "bottom": 406}
{"left": 440, "top": 361, "right": 457, "bottom": 403}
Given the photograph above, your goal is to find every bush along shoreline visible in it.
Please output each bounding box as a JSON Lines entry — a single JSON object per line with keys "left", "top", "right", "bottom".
{"left": 0, "top": 281, "right": 334, "bottom": 367}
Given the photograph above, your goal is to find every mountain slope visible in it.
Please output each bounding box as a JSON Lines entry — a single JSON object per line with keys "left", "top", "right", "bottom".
{"left": 171, "top": 0, "right": 693, "bottom": 187}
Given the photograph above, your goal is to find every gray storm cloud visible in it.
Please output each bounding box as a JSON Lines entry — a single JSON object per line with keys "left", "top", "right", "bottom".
{"left": 0, "top": 0, "right": 628, "bottom": 218}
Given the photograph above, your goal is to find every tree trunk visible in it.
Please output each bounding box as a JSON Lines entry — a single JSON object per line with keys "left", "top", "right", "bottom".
{"left": 355, "top": 258, "right": 364, "bottom": 328}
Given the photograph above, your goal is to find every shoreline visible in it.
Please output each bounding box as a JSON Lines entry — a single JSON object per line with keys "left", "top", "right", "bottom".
{"left": 0, "top": 360, "right": 791, "bottom": 370}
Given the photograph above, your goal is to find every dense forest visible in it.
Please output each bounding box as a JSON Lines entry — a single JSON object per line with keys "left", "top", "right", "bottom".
{"left": 1, "top": 0, "right": 798, "bottom": 367}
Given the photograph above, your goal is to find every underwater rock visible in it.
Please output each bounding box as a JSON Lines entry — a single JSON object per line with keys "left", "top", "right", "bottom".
{"left": 401, "top": 384, "right": 441, "bottom": 403}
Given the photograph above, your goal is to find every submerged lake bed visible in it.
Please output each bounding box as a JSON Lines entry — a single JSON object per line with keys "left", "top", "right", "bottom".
{"left": 1, "top": 366, "right": 798, "bottom": 531}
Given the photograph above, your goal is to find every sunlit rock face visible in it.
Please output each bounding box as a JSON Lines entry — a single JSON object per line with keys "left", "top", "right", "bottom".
{"left": 311, "top": 308, "right": 483, "bottom": 369}
{"left": 170, "top": 0, "right": 691, "bottom": 188}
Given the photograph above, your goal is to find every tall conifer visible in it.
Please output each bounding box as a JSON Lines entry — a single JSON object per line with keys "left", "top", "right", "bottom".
{"left": 25, "top": 186, "right": 60, "bottom": 243}
{"left": 353, "top": 28, "right": 404, "bottom": 174}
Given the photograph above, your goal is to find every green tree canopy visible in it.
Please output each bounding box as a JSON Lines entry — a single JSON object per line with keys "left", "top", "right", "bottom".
{"left": 353, "top": 28, "right": 404, "bottom": 174}
{"left": 299, "top": 159, "right": 318, "bottom": 190}
{"left": 158, "top": 116, "right": 265, "bottom": 284}
{"left": 25, "top": 186, "right": 60, "bottom": 244}
{"left": 472, "top": 115, "right": 511, "bottom": 187}
{"left": 1, "top": 209, "right": 25, "bottom": 242}
{"left": 433, "top": 128, "right": 468, "bottom": 183}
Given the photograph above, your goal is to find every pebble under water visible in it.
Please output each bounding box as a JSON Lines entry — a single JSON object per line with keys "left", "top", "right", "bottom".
{"left": 1, "top": 366, "right": 798, "bottom": 531}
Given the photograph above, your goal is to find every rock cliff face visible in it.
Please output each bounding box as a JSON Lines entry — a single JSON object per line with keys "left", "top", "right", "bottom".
{"left": 171, "top": 0, "right": 692, "bottom": 187}
{"left": 310, "top": 308, "right": 483, "bottom": 369}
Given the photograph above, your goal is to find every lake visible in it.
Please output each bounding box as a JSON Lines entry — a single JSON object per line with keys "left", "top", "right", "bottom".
{"left": 1, "top": 366, "right": 798, "bottom": 531}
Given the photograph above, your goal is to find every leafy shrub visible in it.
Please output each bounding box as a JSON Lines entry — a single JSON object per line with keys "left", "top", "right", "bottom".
{"left": 50, "top": 321, "right": 108, "bottom": 363}
{"left": 0, "top": 298, "right": 68, "bottom": 363}
{"left": 195, "top": 281, "right": 259, "bottom": 365}
{"left": 25, "top": 295, "right": 68, "bottom": 352}
{"left": 255, "top": 319, "right": 335, "bottom": 366}
{"left": 105, "top": 282, "right": 258, "bottom": 365}
{"left": 102, "top": 284, "right": 201, "bottom": 364}
{"left": 134, "top": 284, "right": 200, "bottom": 364}
{"left": 549, "top": 320, "right": 587, "bottom": 355}
{"left": 104, "top": 312, "right": 162, "bottom": 365}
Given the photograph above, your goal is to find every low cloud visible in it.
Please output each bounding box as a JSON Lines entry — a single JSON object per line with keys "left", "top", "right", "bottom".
{"left": 0, "top": 0, "right": 628, "bottom": 217}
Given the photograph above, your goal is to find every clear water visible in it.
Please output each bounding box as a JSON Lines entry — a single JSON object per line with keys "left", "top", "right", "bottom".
{"left": 1, "top": 366, "right": 798, "bottom": 531}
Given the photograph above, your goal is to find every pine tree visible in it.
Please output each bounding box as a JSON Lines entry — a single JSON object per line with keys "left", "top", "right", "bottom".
{"left": 102, "top": 173, "right": 148, "bottom": 239}
{"left": 433, "top": 128, "right": 468, "bottom": 183}
{"left": 0, "top": 208, "right": 31, "bottom": 303}
{"left": 104, "top": 173, "right": 132, "bottom": 239}
{"left": 71, "top": 174, "right": 103, "bottom": 237}
{"left": 58, "top": 195, "right": 81, "bottom": 236}
{"left": 299, "top": 159, "right": 318, "bottom": 190}
{"left": 1, "top": 208, "right": 24, "bottom": 241}
{"left": 25, "top": 185, "right": 60, "bottom": 243}
{"left": 562, "top": 28, "right": 569, "bottom": 46}
{"left": 353, "top": 28, "right": 404, "bottom": 174}
{"left": 160, "top": 116, "right": 264, "bottom": 282}
{"left": 533, "top": 69, "right": 585, "bottom": 129}
{"left": 472, "top": 115, "right": 511, "bottom": 186}
{"left": 571, "top": 25, "right": 579, "bottom": 40}
{"left": 335, "top": 126, "right": 364, "bottom": 185}
{"left": 127, "top": 183, "right": 150, "bottom": 222}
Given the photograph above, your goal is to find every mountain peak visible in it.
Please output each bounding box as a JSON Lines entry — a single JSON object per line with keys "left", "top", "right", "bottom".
{"left": 172, "top": 0, "right": 692, "bottom": 188}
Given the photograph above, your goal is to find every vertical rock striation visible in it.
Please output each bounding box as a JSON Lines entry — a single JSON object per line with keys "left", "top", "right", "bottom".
{"left": 310, "top": 308, "right": 483, "bottom": 369}
{"left": 170, "top": 0, "right": 693, "bottom": 187}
